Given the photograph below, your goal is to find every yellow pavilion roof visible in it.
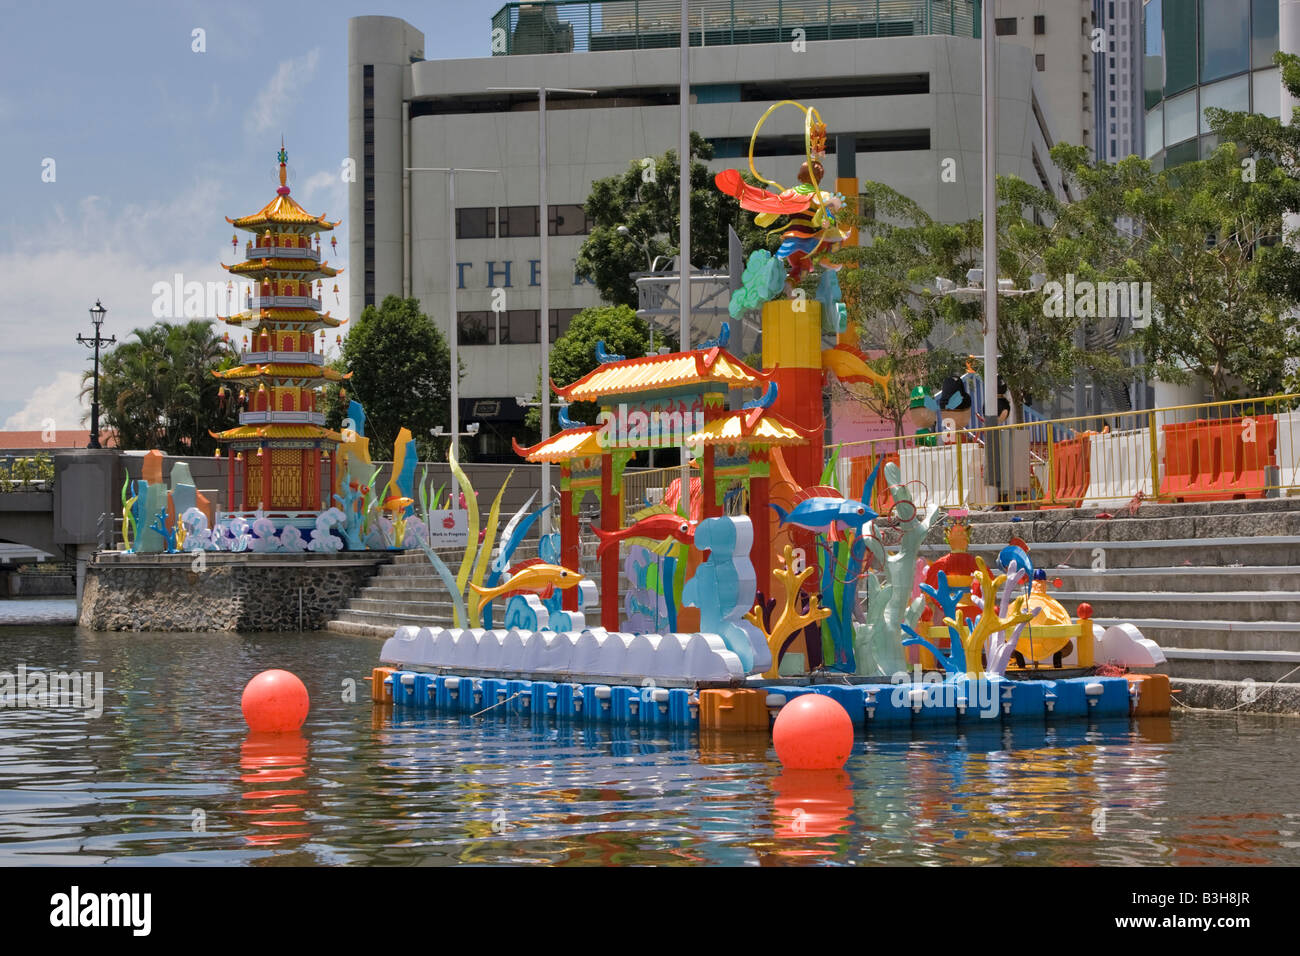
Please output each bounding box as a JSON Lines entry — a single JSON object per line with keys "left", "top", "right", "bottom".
{"left": 212, "top": 423, "right": 342, "bottom": 442}
{"left": 552, "top": 347, "right": 771, "bottom": 403}
{"left": 224, "top": 258, "right": 342, "bottom": 277}
{"left": 214, "top": 363, "right": 349, "bottom": 382}
{"left": 512, "top": 426, "right": 605, "bottom": 463}
{"left": 685, "top": 408, "right": 811, "bottom": 447}
{"left": 223, "top": 309, "right": 346, "bottom": 328}
{"left": 227, "top": 192, "right": 340, "bottom": 231}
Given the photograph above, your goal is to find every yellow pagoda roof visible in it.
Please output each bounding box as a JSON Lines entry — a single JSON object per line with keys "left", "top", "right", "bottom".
{"left": 227, "top": 192, "right": 339, "bottom": 231}
{"left": 512, "top": 426, "right": 605, "bottom": 463}
{"left": 224, "top": 258, "right": 342, "bottom": 277}
{"left": 223, "top": 309, "right": 346, "bottom": 328}
{"left": 214, "top": 363, "right": 349, "bottom": 382}
{"left": 211, "top": 423, "right": 342, "bottom": 442}
{"left": 685, "top": 408, "right": 811, "bottom": 447}
{"left": 552, "top": 347, "right": 771, "bottom": 403}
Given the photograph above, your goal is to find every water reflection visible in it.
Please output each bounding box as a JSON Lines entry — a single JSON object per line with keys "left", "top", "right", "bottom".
{"left": 0, "top": 627, "right": 1296, "bottom": 865}
{"left": 238, "top": 732, "right": 309, "bottom": 846}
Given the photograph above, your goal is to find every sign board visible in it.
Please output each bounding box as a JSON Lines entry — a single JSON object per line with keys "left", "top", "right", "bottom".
{"left": 426, "top": 509, "right": 469, "bottom": 548}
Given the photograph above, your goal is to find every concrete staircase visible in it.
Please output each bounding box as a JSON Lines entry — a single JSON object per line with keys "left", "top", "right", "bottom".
{"left": 325, "top": 537, "right": 601, "bottom": 638}
{"left": 929, "top": 498, "right": 1300, "bottom": 682}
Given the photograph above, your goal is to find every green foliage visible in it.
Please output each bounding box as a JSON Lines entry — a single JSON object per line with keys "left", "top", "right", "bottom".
{"left": 832, "top": 182, "right": 975, "bottom": 433}
{"left": 0, "top": 454, "right": 54, "bottom": 492}
{"left": 575, "top": 132, "right": 778, "bottom": 307}
{"left": 1049, "top": 138, "right": 1295, "bottom": 401}
{"left": 81, "top": 320, "right": 237, "bottom": 454}
{"left": 330, "top": 295, "right": 453, "bottom": 461}
{"left": 525, "top": 304, "right": 655, "bottom": 432}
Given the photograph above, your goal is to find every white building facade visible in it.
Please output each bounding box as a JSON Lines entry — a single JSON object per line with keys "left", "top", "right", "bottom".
{"left": 348, "top": 4, "right": 1067, "bottom": 458}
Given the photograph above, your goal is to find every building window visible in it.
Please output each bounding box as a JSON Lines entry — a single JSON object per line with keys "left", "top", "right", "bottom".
{"left": 1200, "top": 0, "right": 1251, "bottom": 83}
{"left": 1036, "top": 53, "right": 1045, "bottom": 71}
{"left": 498, "top": 310, "right": 540, "bottom": 345}
{"left": 498, "top": 205, "right": 540, "bottom": 238}
{"left": 549, "top": 308, "right": 581, "bottom": 340}
{"left": 995, "top": 17, "right": 1017, "bottom": 35}
{"left": 549, "top": 204, "right": 591, "bottom": 236}
{"left": 456, "top": 208, "right": 496, "bottom": 239}
{"left": 1253, "top": 0, "right": 1280, "bottom": 68}
{"left": 1034, "top": 15, "right": 1045, "bottom": 35}
{"left": 458, "top": 311, "right": 494, "bottom": 345}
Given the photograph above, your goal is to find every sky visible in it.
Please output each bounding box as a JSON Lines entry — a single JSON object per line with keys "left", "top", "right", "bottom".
{"left": 0, "top": 0, "right": 505, "bottom": 433}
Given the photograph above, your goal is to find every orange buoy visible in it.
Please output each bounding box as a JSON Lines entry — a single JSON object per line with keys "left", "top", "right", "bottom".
{"left": 772, "top": 695, "right": 854, "bottom": 770}
{"left": 241, "top": 669, "right": 310, "bottom": 733}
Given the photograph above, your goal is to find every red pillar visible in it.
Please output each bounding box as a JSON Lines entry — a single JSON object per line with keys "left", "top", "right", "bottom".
{"left": 260, "top": 446, "right": 272, "bottom": 511}
{"left": 600, "top": 453, "right": 620, "bottom": 632}
{"left": 226, "top": 448, "right": 235, "bottom": 513}
{"left": 702, "top": 445, "right": 722, "bottom": 518}
{"left": 561, "top": 468, "right": 579, "bottom": 613}
{"left": 750, "top": 452, "right": 772, "bottom": 600}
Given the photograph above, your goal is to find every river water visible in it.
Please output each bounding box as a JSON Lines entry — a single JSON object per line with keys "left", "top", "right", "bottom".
{"left": 0, "top": 624, "right": 1296, "bottom": 866}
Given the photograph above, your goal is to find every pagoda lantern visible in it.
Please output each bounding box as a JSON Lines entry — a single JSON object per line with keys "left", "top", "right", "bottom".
{"left": 211, "top": 142, "right": 347, "bottom": 522}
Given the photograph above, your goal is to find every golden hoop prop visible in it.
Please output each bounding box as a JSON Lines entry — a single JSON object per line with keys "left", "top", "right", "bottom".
{"left": 746, "top": 100, "right": 827, "bottom": 217}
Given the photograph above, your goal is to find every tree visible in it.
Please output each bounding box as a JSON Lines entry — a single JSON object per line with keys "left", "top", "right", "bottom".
{"left": 575, "top": 132, "right": 778, "bottom": 308}
{"left": 832, "top": 182, "right": 975, "bottom": 434}
{"left": 1115, "top": 145, "right": 1292, "bottom": 399}
{"left": 526, "top": 304, "right": 653, "bottom": 433}
{"left": 332, "top": 295, "right": 452, "bottom": 460}
{"left": 81, "top": 320, "right": 237, "bottom": 454}
{"left": 1206, "top": 52, "right": 1300, "bottom": 306}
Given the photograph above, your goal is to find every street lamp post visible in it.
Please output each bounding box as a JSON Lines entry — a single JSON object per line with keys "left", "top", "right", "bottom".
{"left": 77, "top": 299, "right": 115, "bottom": 449}
{"left": 406, "top": 166, "right": 498, "bottom": 501}
{"left": 487, "top": 85, "right": 596, "bottom": 535}
{"left": 678, "top": 0, "right": 692, "bottom": 516}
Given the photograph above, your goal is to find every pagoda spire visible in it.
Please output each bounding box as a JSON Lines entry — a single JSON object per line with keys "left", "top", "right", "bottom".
{"left": 277, "top": 137, "right": 290, "bottom": 196}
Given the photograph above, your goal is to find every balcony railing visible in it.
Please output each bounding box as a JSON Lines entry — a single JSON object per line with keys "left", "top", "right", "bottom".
{"left": 244, "top": 244, "right": 322, "bottom": 262}
{"left": 490, "top": 0, "right": 977, "bottom": 55}
{"left": 238, "top": 411, "right": 328, "bottom": 426}
{"left": 239, "top": 351, "right": 325, "bottom": 366}
{"left": 248, "top": 296, "right": 322, "bottom": 311}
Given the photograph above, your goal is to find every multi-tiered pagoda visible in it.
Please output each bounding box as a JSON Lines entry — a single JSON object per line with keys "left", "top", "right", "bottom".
{"left": 213, "top": 145, "right": 348, "bottom": 525}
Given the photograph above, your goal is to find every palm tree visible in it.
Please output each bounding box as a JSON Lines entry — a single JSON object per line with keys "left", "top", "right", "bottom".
{"left": 81, "top": 320, "right": 237, "bottom": 453}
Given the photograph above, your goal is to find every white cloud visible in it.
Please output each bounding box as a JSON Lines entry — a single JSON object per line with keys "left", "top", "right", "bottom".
{"left": 246, "top": 49, "right": 321, "bottom": 137}
{"left": 3, "top": 370, "right": 86, "bottom": 433}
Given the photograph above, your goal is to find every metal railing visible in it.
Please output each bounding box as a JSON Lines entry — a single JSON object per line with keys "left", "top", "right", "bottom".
{"left": 490, "top": 1, "right": 977, "bottom": 56}
{"left": 829, "top": 393, "right": 1300, "bottom": 511}
{"left": 621, "top": 465, "right": 680, "bottom": 523}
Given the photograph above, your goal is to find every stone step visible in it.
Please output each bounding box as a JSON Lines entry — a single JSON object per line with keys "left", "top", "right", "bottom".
{"left": 923, "top": 536, "right": 1300, "bottom": 569}
{"left": 1051, "top": 566, "right": 1300, "bottom": 593}
{"left": 1061, "top": 590, "right": 1300, "bottom": 624}
{"left": 1146, "top": 647, "right": 1300, "bottom": 682}
{"left": 1094, "top": 616, "right": 1300, "bottom": 654}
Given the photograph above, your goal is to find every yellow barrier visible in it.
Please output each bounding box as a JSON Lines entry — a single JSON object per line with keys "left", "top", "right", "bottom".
{"left": 621, "top": 466, "right": 682, "bottom": 524}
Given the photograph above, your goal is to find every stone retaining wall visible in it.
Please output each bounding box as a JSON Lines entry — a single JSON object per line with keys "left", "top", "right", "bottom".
{"left": 80, "top": 552, "right": 391, "bottom": 632}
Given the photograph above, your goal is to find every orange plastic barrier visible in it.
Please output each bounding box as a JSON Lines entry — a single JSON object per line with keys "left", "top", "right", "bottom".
{"left": 849, "top": 452, "right": 899, "bottom": 514}
{"left": 1160, "top": 415, "right": 1276, "bottom": 501}
{"left": 371, "top": 666, "right": 394, "bottom": 704}
{"left": 1126, "top": 673, "right": 1170, "bottom": 717}
{"left": 1044, "top": 436, "right": 1091, "bottom": 508}
{"left": 698, "top": 688, "right": 770, "bottom": 731}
